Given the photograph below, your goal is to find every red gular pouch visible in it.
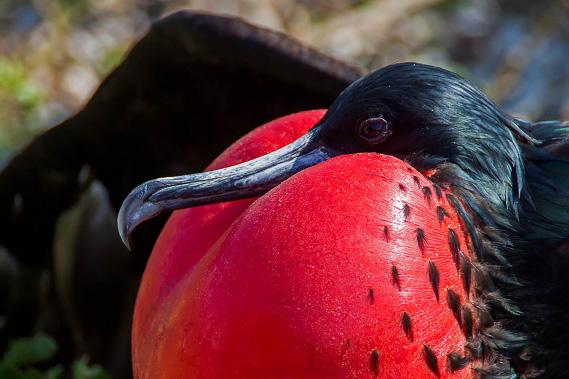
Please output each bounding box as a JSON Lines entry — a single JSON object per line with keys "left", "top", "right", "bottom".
{"left": 132, "top": 109, "right": 477, "bottom": 379}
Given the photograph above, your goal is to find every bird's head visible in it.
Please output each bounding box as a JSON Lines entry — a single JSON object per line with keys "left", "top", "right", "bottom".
{"left": 119, "top": 62, "right": 534, "bottom": 248}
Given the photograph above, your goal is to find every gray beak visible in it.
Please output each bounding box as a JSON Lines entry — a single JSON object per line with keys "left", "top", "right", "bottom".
{"left": 117, "top": 126, "right": 335, "bottom": 249}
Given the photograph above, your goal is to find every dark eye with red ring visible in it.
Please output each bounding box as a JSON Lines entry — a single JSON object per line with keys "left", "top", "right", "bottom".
{"left": 357, "top": 116, "right": 391, "bottom": 144}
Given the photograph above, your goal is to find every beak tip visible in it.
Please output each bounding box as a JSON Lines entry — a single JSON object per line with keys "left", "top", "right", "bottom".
{"left": 117, "top": 184, "right": 163, "bottom": 251}
{"left": 117, "top": 200, "right": 135, "bottom": 251}
{"left": 117, "top": 215, "right": 132, "bottom": 252}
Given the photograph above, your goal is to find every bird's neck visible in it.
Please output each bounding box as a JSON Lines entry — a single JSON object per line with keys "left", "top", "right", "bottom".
{"left": 409, "top": 150, "right": 526, "bottom": 239}
{"left": 407, "top": 151, "right": 536, "bottom": 376}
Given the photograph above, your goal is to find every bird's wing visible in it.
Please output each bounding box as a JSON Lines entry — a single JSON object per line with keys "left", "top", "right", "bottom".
{"left": 0, "top": 11, "right": 363, "bottom": 261}
{"left": 523, "top": 120, "right": 569, "bottom": 241}
{"left": 518, "top": 120, "right": 569, "bottom": 376}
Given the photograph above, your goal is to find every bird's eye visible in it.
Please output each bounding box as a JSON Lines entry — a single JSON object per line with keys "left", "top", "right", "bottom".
{"left": 357, "top": 117, "right": 391, "bottom": 144}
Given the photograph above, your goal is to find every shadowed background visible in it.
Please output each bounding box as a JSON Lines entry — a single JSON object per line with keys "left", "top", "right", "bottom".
{"left": 0, "top": 0, "right": 567, "bottom": 378}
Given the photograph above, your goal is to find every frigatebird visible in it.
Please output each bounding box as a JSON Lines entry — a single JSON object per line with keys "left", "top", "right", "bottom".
{"left": 119, "top": 61, "right": 569, "bottom": 377}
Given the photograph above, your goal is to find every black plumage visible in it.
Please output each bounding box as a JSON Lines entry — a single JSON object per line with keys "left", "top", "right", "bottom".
{"left": 316, "top": 62, "right": 569, "bottom": 377}
{"left": 423, "top": 344, "right": 441, "bottom": 377}
{"left": 447, "top": 351, "right": 470, "bottom": 372}
{"left": 401, "top": 311, "right": 413, "bottom": 341}
{"left": 117, "top": 57, "right": 569, "bottom": 377}
{"left": 428, "top": 260, "right": 440, "bottom": 302}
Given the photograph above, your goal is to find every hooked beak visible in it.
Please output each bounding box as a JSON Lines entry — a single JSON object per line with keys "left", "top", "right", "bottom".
{"left": 117, "top": 126, "right": 335, "bottom": 249}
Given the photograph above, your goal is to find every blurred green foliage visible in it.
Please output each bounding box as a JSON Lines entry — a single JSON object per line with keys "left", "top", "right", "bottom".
{"left": 0, "top": 0, "right": 144, "bottom": 160}
{"left": 72, "top": 357, "right": 111, "bottom": 379}
{"left": 57, "top": 0, "right": 92, "bottom": 17}
{"left": 0, "top": 58, "right": 45, "bottom": 159}
{"left": 0, "top": 334, "right": 110, "bottom": 379}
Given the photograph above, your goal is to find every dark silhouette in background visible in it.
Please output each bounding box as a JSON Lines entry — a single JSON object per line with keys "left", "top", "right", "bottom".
{"left": 0, "top": 12, "right": 360, "bottom": 378}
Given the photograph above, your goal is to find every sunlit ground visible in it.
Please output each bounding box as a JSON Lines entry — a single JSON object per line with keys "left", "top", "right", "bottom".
{"left": 1, "top": 0, "right": 568, "bottom": 161}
